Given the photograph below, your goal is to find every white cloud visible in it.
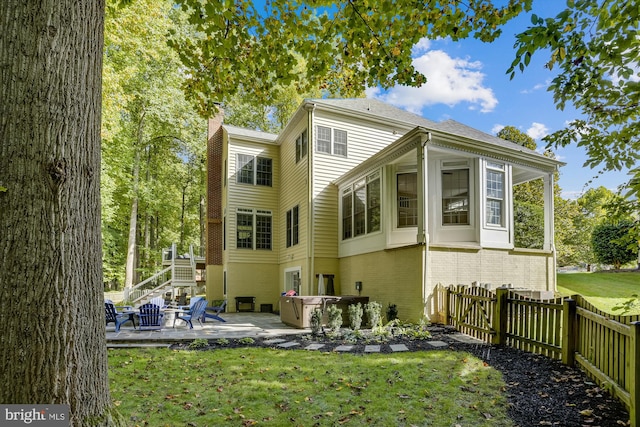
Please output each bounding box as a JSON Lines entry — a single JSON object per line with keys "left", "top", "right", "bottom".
{"left": 526, "top": 122, "right": 549, "bottom": 140}
{"left": 491, "top": 124, "right": 505, "bottom": 134}
{"left": 520, "top": 80, "right": 550, "bottom": 94}
{"left": 368, "top": 40, "right": 498, "bottom": 114}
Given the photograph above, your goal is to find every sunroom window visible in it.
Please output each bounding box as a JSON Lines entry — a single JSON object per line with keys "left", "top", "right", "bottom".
{"left": 397, "top": 172, "right": 417, "bottom": 228}
{"left": 442, "top": 169, "right": 469, "bottom": 225}
{"left": 485, "top": 162, "right": 505, "bottom": 226}
{"left": 342, "top": 171, "right": 380, "bottom": 240}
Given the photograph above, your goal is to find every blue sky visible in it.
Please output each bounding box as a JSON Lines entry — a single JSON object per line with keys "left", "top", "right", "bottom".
{"left": 365, "top": 2, "right": 631, "bottom": 199}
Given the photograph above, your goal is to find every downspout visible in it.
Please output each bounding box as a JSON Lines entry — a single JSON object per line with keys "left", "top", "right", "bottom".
{"left": 419, "top": 132, "right": 431, "bottom": 319}
{"left": 305, "top": 103, "right": 316, "bottom": 295}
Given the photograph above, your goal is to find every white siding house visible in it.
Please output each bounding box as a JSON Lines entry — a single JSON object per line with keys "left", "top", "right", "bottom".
{"left": 206, "top": 99, "right": 563, "bottom": 321}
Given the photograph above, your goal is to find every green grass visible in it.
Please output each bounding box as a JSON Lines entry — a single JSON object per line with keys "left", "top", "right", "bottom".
{"left": 109, "top": 348, "right": 512, "bottom": 426}
{"left": 557, "top": 272, "right": 640, "bottom": 314}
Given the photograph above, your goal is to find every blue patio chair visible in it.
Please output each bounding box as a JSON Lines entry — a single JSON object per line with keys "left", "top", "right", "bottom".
{"left": 105, "top": 301, "right": 135, "bottom": 332}
{"left": 138, "top": 303, "right": 164, "bottom": 331}
{"left": 203, "top": 299, "right": 227, "bottom": 323}
{"left": 175, "top": 298, "right": 208, "bottom": 329}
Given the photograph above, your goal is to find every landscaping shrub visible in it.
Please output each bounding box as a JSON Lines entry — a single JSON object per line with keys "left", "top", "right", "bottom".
{"left": 365, "top": 301, "right": 382, "bottom": 328}
{"left": 310, "top": 308, "right": 323, "bottom": 335}
{"left": 348, "top": 303, "right": 363, "bottom": 330}
{"left": 386, "top": 303, "right": 398, "bottom": 322}
{"left": 327, "top": 304, "right": 342, "bottom": 332}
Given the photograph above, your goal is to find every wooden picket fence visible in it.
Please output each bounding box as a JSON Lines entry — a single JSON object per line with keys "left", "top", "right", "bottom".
{"left": 441, "top": 284, "right": 640, "bottom": 427}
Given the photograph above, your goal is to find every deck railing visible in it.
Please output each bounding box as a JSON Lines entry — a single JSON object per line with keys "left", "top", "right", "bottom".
{"left": 442, "top": 284, "right": 640, "bottom": 427}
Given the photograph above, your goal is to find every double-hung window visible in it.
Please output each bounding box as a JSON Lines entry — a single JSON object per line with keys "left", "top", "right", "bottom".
{"left": 295, "top": 130, "right": 308, "bottom": 163}
{"left": 236, "top": 154, "right": 272, "bottom": 186}
{"left": 442, "top": 168, "right": 469, "bottom": 225}
{"left": 316, "top": 126, "right": 347, "bottom": 157}
{"left": 485, "top": 162, "right": 505, "bottom": 227}
{"left": 286, "top": 205, "right": 299, "bottom": 247}
{"left": 397, "top": 172, "right": 418, "bottom": 228}
{"left": 236, "top": 208, "right": 272, "bottom": 250}
{"left": 342, "top": 171, "right": 380, "bottom": 240}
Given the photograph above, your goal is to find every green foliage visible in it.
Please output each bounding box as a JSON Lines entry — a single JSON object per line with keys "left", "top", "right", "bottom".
{"left": 509, "top": 0, "right": 640, "bottom": 209}
{"left": 364, "top": 301, "right": 382, "bottom": 329}
{"left": 187, "top": 338, "right": 209, "bottom": 350}
{"left": 109, "top": 348, "right": 510, "bottom": 426}
{"left": 612, "top": 294, "right": 640, "bottom": 315}
{"left": 513, "top": 200, "right": 544, "bottom": 249}
{"left": 386, "top": 303, "right": 398, "bottom": 322}
{"left": 170, "top": 0, "right": 532, "bottom": 117}
{"left": 236, "top": 337, "right": 255, "bottom": 345}
{"left": 215, "top": 338, "right": 230, "bottom": 346}
{"left": 326, "top": 304, "right": 342, "bottom": 332}
{"left": 591, "top": 221, "right": 637, "bottom": 269}
{"left": 102, "top": 0, "right": 206, "bottom": 287}
{"left": 348, "top": 303, "right": 363, "bottom": 331}
{"left": 310, "top": 308, "right": 323, "bottom": 336}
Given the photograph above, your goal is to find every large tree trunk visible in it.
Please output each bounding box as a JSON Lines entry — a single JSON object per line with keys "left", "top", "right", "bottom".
{"left": 0, "top": 1, "right": 117, "bottom": 425}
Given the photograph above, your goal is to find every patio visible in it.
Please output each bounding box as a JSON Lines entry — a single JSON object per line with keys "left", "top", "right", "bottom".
{"left": 106, "top": 312, "right": 309, "bottom": 346}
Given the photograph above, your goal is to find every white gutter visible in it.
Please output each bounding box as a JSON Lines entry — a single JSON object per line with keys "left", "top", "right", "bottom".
{"left": 420, "top": 132, "right": 431, "bottom": 319}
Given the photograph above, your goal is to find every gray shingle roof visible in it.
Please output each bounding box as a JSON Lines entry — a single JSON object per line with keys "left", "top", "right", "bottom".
{"left": 308, "top": 98, "right": 439, "bottom": 128}
{"left": 224, "top": 124, "right": 278, "bottom": 142}
{"left": 308, "top": 98, "right": 555, "bottom": 162}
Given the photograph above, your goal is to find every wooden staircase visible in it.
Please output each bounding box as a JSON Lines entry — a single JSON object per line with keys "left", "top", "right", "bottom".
{"left": 124, "top": 244, "right": 202, "bottom": 306}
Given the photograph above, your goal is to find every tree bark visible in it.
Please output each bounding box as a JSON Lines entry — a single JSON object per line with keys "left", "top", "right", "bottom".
{"left": 0, "top": 1, "right": 117, "bottom": 425}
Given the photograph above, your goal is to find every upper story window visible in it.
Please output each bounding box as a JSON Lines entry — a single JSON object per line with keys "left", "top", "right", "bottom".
{"left": 316, "top": 126, "right": 347, "bottom": 157}
{"left": 236, "top": 208, "right": 272, "bottom": 250}
{"left": 236, "top": 154, "right": 272, "bottom": 186}
{"left": 295, "top": 130, "right": 308, "bottom": 163}
{"left": 397, "top": 172, "right": 418, "bottom": 228}
{"left": 342, "top": 171, "right": 380, "bottom": 240}
{"left": 286, "top": 205, "right": 299, "bottom": 247}
{"left": 442, "top": 168, "right": 469, "bottom": 225}
{"left": 485, "top": 162, "right": 505, "bottom": 227}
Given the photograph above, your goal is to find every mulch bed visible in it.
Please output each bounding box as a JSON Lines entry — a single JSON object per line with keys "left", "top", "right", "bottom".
{"left": 171, "top": 326, "right": 630, "bottom": 427}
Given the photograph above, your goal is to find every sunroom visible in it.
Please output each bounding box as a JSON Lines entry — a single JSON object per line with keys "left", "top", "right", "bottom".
{"left": 334, "top": 126, "right": 562, "bottom": 321}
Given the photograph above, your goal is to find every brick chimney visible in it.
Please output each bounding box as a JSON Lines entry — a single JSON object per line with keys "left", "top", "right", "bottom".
{"left": 206, "top": 107, "right": 224, "bottom": 266}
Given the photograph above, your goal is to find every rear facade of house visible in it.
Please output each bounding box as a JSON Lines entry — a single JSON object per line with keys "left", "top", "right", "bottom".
{"left": 205, "top": 99, "right": 561, "bottom": 322}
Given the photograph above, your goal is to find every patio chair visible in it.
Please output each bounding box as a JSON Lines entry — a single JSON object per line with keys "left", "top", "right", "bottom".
{"left": 149, "top": 296, "right": 166, "bottom": 308}
{"left": 175, "top": 298, "right": 208, "bottom": 329}
{"left": 105, "top": 301, "right": 135, "bottom": 332}
{"left": 138, "top": 303, "right": 164, "bottom": 331}
{"left": 203, "top": 299, "right": 227, "bottom": 323}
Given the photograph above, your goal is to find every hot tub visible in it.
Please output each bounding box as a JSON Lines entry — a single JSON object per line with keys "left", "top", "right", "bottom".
{"left": 279, "top": 295, "right": 369, "bottom": 328}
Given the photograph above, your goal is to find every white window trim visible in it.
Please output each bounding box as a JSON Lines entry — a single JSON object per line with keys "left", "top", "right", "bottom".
{"left": 235, "top": 153, "right": 272, "bottom": 186}
{"left": 235, "top": 208, "right": 273, "bottom": 250}
{"left": 316, "top": 125, "right": 348, "bottom": 157}
{"left": 484, "top": 161, "right": 506, "bottom": 229}
{"left": 340, "top": 170, "right": 382, "bottom": 241}
{"left": 439, "top": 160, "right": 474, "bottom": 228}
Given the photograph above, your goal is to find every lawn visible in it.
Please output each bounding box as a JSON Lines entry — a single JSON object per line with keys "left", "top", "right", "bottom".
{"left": 109, "top": 347, "right": 512, "bottom": 426}
{"left": 556, "top": 271, "right": 640, "bottom": 315}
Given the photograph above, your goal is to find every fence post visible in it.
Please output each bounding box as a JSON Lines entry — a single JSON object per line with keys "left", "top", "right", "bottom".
{"left": 493, "top": 287, "right": 508, "bottom": 346}
{"left": 630, "top": 322, "right": 640, "bottom": 427}
{"left": 443, "top": 285, "right": 450, "bottom": 326}
{"left": 562, "top": 298, "right": 577, "bottom": 366}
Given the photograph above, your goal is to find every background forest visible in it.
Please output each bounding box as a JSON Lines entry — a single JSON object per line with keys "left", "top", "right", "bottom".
{"left": 101, "top": 0, "right": 637, "bottom": 291}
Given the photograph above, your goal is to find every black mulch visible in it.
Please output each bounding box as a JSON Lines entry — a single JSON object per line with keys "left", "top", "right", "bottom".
{"left": 171, "top": 326, "right": 630, "bottom": 427}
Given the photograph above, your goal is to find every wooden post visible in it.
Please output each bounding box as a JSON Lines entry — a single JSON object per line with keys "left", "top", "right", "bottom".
{"left": 443, "top": 285, "right": 450, "bottom": 326}
{"left": 562, "top": 298, "right": 577, "bottom": 366}
{"left": 493, "top": 287, "right": 509, "bottom": 346}
{"left": 629, "top": 322, "right": 640, "bottom": 427}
